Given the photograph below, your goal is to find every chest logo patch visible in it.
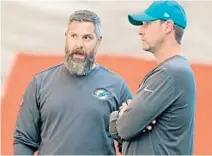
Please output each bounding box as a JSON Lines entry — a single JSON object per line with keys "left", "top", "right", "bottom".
{"left": 93, "top": 88, "right": 110, "bottom": 100}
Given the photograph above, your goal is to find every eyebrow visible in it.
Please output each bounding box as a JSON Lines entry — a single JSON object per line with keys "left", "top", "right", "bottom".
{"left": 68, "top": 32, "right": 94, "bottom": 37}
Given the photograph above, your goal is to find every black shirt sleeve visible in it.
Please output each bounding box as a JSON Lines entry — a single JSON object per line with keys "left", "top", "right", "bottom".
{"left": 13, "top": 77, "right": 41, "bottom": 155}
{"left": 116, "top": 69, "right": 181, "bottom": 140}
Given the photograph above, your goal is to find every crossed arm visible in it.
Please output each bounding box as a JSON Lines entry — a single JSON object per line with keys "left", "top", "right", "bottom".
{"left": 109, "top": 69, "right": 179, "bottom": 141}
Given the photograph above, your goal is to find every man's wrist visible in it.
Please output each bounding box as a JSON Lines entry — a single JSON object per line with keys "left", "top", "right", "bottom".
{"left": 118, "top": 103, "right": 128, "bottom": 117}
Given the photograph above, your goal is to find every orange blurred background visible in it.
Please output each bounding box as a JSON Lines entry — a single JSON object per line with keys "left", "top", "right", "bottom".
{"left": 1, "top": 53, "right": 212, "bottom": 155}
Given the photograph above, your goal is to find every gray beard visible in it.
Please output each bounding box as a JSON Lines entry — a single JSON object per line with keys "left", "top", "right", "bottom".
{"left": 64, "top": 53, "right": 94, "bottom": 76}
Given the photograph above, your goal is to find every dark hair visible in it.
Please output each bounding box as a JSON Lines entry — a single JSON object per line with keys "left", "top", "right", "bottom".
{"left": 160, "top": 20, "right": 184, "bottom": 44}
{"left": 173, "top": 24, "right": 184, "bottom": 44}
{"left": 68, "top": 10, "right": 101, "bottom": 37}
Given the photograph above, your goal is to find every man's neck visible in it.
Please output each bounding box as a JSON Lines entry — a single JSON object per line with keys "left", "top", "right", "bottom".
{"left": 154, "top": 41, "right": 182, "bottom": 64}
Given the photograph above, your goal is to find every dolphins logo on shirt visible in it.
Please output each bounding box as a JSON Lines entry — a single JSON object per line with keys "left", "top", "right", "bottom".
{"left": 92, "top": 88, "right": 110, "bottom": 100}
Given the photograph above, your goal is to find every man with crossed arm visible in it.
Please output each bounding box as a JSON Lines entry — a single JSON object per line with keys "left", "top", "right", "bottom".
{"left": 109, "top": 1, "right": 196, "bottom": 155}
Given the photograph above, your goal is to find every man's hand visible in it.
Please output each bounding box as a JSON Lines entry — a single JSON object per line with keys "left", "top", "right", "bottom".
{"left": 118, "top": 99, "right": 156, "bottom": 132}
{"left": 143, "top": 120, "right": 156, "bottom": 132}
{"left": 118, "top": 99, "right": 132, "bottom": 117}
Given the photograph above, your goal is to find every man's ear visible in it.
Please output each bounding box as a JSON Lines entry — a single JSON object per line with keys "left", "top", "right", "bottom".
{"left": 165, "top": 20, "right": 174, "bottom": 34}
{"left": 97, "top": 36, "right": 103, "bottom": 47}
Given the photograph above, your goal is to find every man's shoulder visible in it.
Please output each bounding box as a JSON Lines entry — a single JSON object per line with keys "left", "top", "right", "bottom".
{"left": 97, "top": 64, "right": 132, "bottom": 101}
{"left": 97, "top": 64, "right": 127, "bottom": 84}
{"left": 155, "top": 55, "right": 192, "bottom": 77}
{"left": 35, "top": 63, "right": 63, "bottom": 78}
{"left": 142, "top": 55, "right": 192, "bottom": 86}
{"left": 155, "top": 56, "right": 195, "bottom": 91}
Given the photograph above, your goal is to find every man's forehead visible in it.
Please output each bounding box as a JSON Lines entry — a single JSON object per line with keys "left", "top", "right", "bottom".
{"left": 67, "top": 31, "right": 95, "bottom": 36}
{"left": 67, "top": 21, "right": 95, "bottom": 33}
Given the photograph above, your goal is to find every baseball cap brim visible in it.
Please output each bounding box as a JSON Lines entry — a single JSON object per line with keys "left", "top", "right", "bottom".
{"left": 128, "top": 12, "right": 158, "bottom": 26}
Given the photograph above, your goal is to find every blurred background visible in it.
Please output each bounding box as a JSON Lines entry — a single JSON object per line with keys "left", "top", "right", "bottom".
{"left": 2, "top": 1, "right": 212, "bottom": 87}
{"left": 1, "top": 0, "right": 212, "bottom": 155}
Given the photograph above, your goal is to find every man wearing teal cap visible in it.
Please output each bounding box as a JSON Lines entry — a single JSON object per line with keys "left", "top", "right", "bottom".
{"left": 109, "top": 0, "right": 196, "bottom": 155}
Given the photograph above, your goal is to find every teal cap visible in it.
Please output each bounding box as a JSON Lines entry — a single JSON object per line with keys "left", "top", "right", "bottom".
{"left": 128, "top": 0, "right": 187, "bottom": 29}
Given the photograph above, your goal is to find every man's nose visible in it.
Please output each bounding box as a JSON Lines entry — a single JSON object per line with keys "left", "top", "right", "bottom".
{"left": 75, "top": 37, "right": 84, "bottom": 47}
{"left": 138, "top": 25, "right": 146, "bottom": 36}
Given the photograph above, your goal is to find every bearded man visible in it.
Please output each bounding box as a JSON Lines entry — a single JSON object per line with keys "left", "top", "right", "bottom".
{"left": 13, "top": 10, "right": 133, "bottom": 155}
